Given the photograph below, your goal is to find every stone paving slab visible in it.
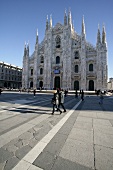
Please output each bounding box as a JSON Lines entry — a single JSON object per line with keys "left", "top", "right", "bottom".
{"left": 93, "top": 119, "right": 112, "bottom": 126}
{"left": 76, "top": 116, "right": 92, "bottom": 123}
{"left": 59, "top": 138, "right": 94, "bottom": 169}
{"left": 0, "top": 114, "right": 50, "bottom": 148}
{"left": 94, "top": 131, "right": 113, "bottom": 148}
{"left": 95, "top": 145, "right": 113, "bottom": 170}
{"left": 97, "top": 112, "right": 113, "bottom": 120}
{"left": 28, "top": 164, "right": 43, "bottom": 170}
{"left": 68, "top": 127, "right": 93, "bottom": 144}
{"left": 33, "top": 151, "right": 56, "bottom": 170}
{"left": 74, "top": 121, "right": 93, "bottom": 131}
{"left": 44, "top": 133, "right": 67, "bottom": 156}
{"left": 3, "top": 156, "right": 19, "bottom": 170}
{"left": 51, "top": 156, "right": 93, "bottom": 170}
{"left": 0, "top": 116, "right": 29, "bottom": 130}
{"left": 93, "top": 124, "right": 113, "bottom": 135}
{"left": 79, "top": 111, "right": 97, "bottom": 118}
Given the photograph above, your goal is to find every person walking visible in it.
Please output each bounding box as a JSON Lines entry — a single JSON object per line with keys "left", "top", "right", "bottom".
{"left": 81, "top": 89, "right": 84, "bottom": 101}
{"left": 59, "top": 89, "right": 66, "bottom": 113}
{"left": 33, "top": 89, "right": 36, "bottom": 97}
{"left": 79, "top": 89, "right": 81, "bottom": 96}
{"left": 51, "top": 89, "right": 62, "bottom": 115}
{"left": 99, "top": 93, "right": 104, "bottom": 104}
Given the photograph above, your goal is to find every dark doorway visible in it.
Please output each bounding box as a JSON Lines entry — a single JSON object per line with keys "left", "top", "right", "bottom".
{"left": 39, "top": 81, "right": 43, "bottom": 88}
{"left": 54, "top": 76, "right": 60, "bottom": 89}
{"left": 30, "top": 81, "right": 33, "bottom": 88}
{"left": 74, "top": 81, "right": 79, "bottom": 90}
{"left": 4, "top": 82, "right": 7, "bottom": 88}
{"left": 89, "top": 80, "right": 94, "bottom": 91}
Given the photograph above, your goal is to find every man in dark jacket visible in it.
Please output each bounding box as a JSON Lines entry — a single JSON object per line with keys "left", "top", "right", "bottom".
{"left": 52, "top": 89, "right": 62, "bottom": 115}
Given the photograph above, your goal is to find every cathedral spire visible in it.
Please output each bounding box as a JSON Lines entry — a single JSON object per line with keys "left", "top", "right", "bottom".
{"left": 102, "top": 24, "right": 106, "bottom": 44}
{"left": 24, "top": 41, "right": 27, "bottom": 56}
{"left": 82, "top": 15, "right": 85, "bottom": 35}
{"left": 50, "top": 14, "right": 52, "bottom": 28}
{"left": 36, "top": 29, "right": 38, "bottom": 44}
{"left": 46, "top": 15, "right": 49, "bottom": 30}
{"left": 64, "top": 9, "right": 67, "bottom": 26}
{"left": 27, "top": 41, "right": 29, "bottom": 56}
{"left": 68, "top": 8, "right": 72, "bottom": 26}
{"left": 97, "top": 24, "right": 101, "bottom": 45}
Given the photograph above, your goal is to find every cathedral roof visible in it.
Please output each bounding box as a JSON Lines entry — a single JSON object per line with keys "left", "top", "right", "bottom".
{"left": 53, "top": 23, "right": 63, "bottom": 32}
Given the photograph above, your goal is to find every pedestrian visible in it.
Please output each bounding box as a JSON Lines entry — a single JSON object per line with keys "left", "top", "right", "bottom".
{"left": 81, "top": 89, "right": 84, "bottom": 101}
{"left": 79, "top": 90, "right": 81, "bottom": 96}
{"left": 75, "top": 89, "right": 78, "bottom": 98}
{"left": 99, "top": 93, "right": 104, "bottom": 104}
{"left": 51, "top": 89, "right": 62, "bottom": 115}
{"left": 59, "top": 89, "right": 66, "bottom": 113}
{"left": 33, "top": 89, "right": 36, "bottom": 97}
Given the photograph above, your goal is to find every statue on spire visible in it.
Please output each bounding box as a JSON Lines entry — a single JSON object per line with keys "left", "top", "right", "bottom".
{"left": 102, "top": 24, "right": 106, "bottom": 44}
{"left": 82, "top": 15, "right": 85, "bottom": 35}
{"left": 68, "top": 8, "right": 72, "bottom": 26}
{"left": 36, "top": 29, "right": 38, "bottom": 44}
{"left": 46, "top": 15, "right": 49, "bottom": 30}
{"left": 24, "top": 41, "right": 27, "bottom": 56}
{"left": 50, "top": 14, "right": 52, "bottom": 28}
{"left": 97, "top": 24, "right": 101, "bottom": 44}
{"left": 64, "top": 9, "right": 67, "bottom": 26}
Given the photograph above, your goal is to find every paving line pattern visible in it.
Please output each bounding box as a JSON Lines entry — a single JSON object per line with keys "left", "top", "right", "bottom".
{"left": 12, "top": 100, "right": 82, "bottom": 170}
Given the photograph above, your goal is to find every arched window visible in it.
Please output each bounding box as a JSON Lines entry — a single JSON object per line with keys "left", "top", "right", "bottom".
{"left": 89, "top": 64, "right": 93, "bottom": 71}
{"left": 56, "top": 56, "right": 60, "bottom": 64}
{"left": 40, "top": 68, "right": 43, "bottom": 75}
{"left": 40, "top": 56, "right": 44, "bottom": 63}
{"left": 31, "top": 69, "right": 33, "bottom": 76}
{"left": 55, "top": 36, "right": 61, "bottom": 48}
{"left": 75, "top": 51, "right": 79, "bottom": 59}
{"left": 75, "top": 65, "right": 78, "bottom": 73}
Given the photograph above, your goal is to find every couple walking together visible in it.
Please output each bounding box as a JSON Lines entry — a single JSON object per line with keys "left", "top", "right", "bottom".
{"left": 52, "top": 89, "right": 66, "bottom": 115}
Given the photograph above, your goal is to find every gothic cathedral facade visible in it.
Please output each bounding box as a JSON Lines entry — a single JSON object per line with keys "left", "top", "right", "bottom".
{"left": 22, "top": 11, "right": 108, "bottom": 91}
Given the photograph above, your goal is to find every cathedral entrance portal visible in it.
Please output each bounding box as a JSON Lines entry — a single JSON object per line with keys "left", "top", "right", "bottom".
{"left": 39, "top": 81, "right": 43, "bottom": 88}
{"left": 89, "top": 80, "right": 94, "bottom": 91}
{"left": 54, "top": 76, "right": 60, "bottom": 89}
{"left": 74, "top": 81, "right": 79, "bottom": 90}
{"left": 30, "top": 81, "right": 33, "bottom": 88}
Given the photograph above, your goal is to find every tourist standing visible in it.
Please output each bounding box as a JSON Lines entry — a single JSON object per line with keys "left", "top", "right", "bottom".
{"left": 59, "top": 89, "right": 66, "bottom": 112}
{"left": 81, "top": 89, "right": 84, "bottom": 101}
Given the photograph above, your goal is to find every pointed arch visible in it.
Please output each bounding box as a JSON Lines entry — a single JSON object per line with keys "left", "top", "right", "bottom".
{"left": 40, "top": 56, "right": 44, "bottom": 63}
{"left": 55, "top": 36, "right": 61, "bottom": 48}
{"left": 40, "top": 68, "right": 43, "bottom": 75}
{"left": 56, "top": 56, "right": 60, "bottom": 64}
{"left": 75, "top": 65, "right": 79, "bottom": 73}
{"left": 89, "top": 64, "right": 93, "bottom": 71}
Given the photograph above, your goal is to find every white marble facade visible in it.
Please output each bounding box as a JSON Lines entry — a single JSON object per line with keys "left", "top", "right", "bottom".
{"left": 22, "top": 11, "right": 108, "bottom": 91}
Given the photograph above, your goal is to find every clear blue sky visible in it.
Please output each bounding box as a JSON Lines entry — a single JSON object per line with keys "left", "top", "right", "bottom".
{"left": 0, "top": 0, "right": 113, "bottom": 80}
